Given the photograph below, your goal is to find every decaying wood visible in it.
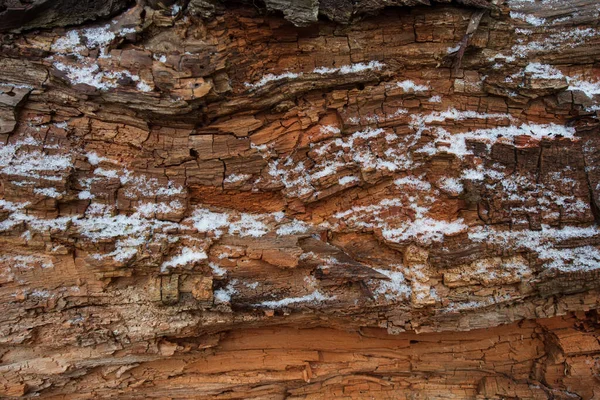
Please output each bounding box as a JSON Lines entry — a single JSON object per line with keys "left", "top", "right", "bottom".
{"left": 0, "top": 0, "right": 600, "bottom": 398}
{"left": 452, "top": 9, "right": 486, "bottom": 74}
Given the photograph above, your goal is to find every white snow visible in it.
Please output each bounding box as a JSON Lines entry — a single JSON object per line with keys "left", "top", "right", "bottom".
{"left": 395, "top": 80, "right": 429, "bottom": 93}
{"left": 137, "top": 81, "right": 153, "bottom": 92}
{"left": 271, "top": 126, "right": 417, "bottom": 199}
{"left": 0, "top": 142, "right": 72, "bottom": 181}
{"left": 511, "top": 28, "right": 599, "bottom": 58}
{"left": 33, "top": 187, "right": 64, "bottom": 198}
{"left": 331, "top": 170, "right": 465, "bottom": 245}
{"left": 445, "top": 293, "right": 513, "bottom": 312}
{"left": 136, "top": 201, "right": 184, "bottom": 217}
{"left": 190, "top": 208, "right": 280, "bottom": 238}
{"left": 567, "top": 79, "right": 600, "bottom": 98}
{"left": 191, "top": 209, "right": 229, "bottom": 236}
{"left": 394, "top": 175, "right": 432, "bottom": 191}
{"left": 525, "top": 63, "right": 564, "bottom": 80}
{"left": 214, "top": 280, "right": 238, "bottom": 304}
{"left": 53, "top": 63, "right": 109, "bottom": 90}
{"left": 338, "top": 175, "right": 360, "bottom": 186}
{"left": 382, "top": 218, "right": 467, "bottom": 245}
{"left": 480, "top": 167, "right": 589, "bottom": 218}
{"left": 53, "top": 62, "right": 145, "bottom": 92}
{"left": 469, "top": 225, "right": 600, "bottom": 272}
{"left": 49, "top": 23, "right": 158, "bottom": 91}
{"left": 82, "top": 25, "right": 116, "bottom": 48}
{"left": 209, "top": 262, "right": 227, "bottom": 276}
{"left": 244, "top": 71, "right": 301, "bottom": 90}
{"left": 276, "top": 220, "right": 309, "bottom": 235}
{"left": 510, "top": 12, "right": 546, "bottom": 26}
{"left": 438, "top": 177, "right": 464, "bottom": 195}
{"left": 0, "top": 254, "right": 54, "bottom": 270}
{"left": 245, "top": 61, "right": 384, "bottom": 90}
{"left": 224, "top": 173, "right": 251, "bottom": 184}
{"left": 228, "top": 213, "right": 268, "bottom": 237}
{"left": 160, "top": 247, "right": 208, "bottom": 272}
{"left": 52, "top": 30, "right": 82, "bottom": 53}
{"left": 30, "top": 289, "right": 52, "bottom": 298}
{"left": 372, "top": 267, "right": 411, "bottom": 300}
{"left": 314, "top": 61, "right": 384, "bottom": 75}
{"left": 119, "top": 27, "right": 136, "bottom": 35}
{"left": 93, "top": 168, "right": 119, "bottom": 178}
{"left": 257, "top": 290, "right": 334, "bottom": 308}
{"left": 461, "top": 169, "right": 485, "bottom": 181}
{"left": 320, "top": 125, "right": 341, "bottom": 135}
{"left": 86, "top": 152, "right": 105, "bottom": 166}
{"left": 429, "top": 122, "right": 576, "bottom": 159}
{"left": 339, "top": 61, "right": 384, "bottom": 74}
{"left": 75, "top": 213, "right": 174, "bottom": 242}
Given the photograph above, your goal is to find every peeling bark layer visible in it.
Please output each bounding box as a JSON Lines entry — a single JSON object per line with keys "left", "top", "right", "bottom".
{"left": 1, "top": 0, "right": 600, "bottom": 398}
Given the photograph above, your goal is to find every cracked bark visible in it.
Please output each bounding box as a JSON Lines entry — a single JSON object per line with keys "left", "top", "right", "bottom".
{"left": 0, "top": 0, "right": 600, "bottom": 398}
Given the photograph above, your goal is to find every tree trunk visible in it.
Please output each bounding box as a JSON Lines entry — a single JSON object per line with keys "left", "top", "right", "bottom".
{"left": 1, "top": 0, "right": 599, "bottom": 398}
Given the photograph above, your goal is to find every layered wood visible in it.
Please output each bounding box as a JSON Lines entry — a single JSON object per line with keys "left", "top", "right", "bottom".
{"left": 1, "top": 0, "right": 600, "bottom": 398}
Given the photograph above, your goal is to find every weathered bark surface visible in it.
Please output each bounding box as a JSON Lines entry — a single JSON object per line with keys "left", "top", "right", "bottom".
{"left": 1, "top": 0, "right": 600, "bottom": 398}
{"left": 0, "top": 0, "right": 134, "bottom": 32}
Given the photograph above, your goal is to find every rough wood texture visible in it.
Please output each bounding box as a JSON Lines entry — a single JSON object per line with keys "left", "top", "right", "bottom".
{"left": 1, "top": 0, "right": 600, "bottom": 398}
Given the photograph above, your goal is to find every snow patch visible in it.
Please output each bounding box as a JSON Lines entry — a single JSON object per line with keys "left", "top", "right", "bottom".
{"left": 395, "top": 80, "right": 429, "bottom": 93}
{"left": 438, "top": 177, "right": 464, "bottom": 195}
{"left": 224, "top": 173, "right": 251, "bottom": 184}
{"left": 33, "top": 187, "right": 64, "bottom": 198}
{"left": 338, "top": 175, "right": 360, "bottom": 186}
{"left": 228, "top": 213, "right": 268, "bottom": 237}
{"left": 382, "top": 218, "right": 467, "bottom": 245}
{"left": 510, "top": 12, "right": 546, "bottom": 26}
{"left": 209, "top": 262, "right": 227, "bottom": 277}
{"left": 214, "top": 280, "right": 238, "bottom": 304}
{"left": 257, "top": 290, "right": 334, "bottom": 308}
{"left": 525, "top": 63, "right": 564, "bottom": 80}
{"left": 276, "top": 220, "right": 309, "bottom": 236}
{"left": 191, "top": 209, "right": 229, "bottom": 237}
{"left": 245, "top": 61, "right": 384, "bottom": 90}
{"left": 373, "top": 268, "right": 411, "bottom": 300}
{"left": 567, "top": 79, "right": 600, "bottom": 98}
{"left": 469, "top": 225, "right": 600, "bottom": 272}
{"left": 160, "top": 247, "right": 208, "bottom": 272}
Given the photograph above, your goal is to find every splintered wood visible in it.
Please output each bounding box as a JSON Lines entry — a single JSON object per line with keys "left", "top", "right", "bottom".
{"left": 0, "top": 0, "right": 599, "bottom": 398}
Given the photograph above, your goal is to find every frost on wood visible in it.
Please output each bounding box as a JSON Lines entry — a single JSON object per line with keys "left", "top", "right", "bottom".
{"left": 256, "top": 290, "right": 334, "bottom": 308}
{"left": 1, "top": 0, "right": 600, "bottom": 398}
{"left": 244, "top": 61, "right": 385, "bottom": 90}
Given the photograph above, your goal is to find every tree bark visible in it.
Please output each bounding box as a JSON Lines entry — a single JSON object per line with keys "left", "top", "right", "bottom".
{"left": 1, "top": 0, "right": 600, "bottom": 398}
